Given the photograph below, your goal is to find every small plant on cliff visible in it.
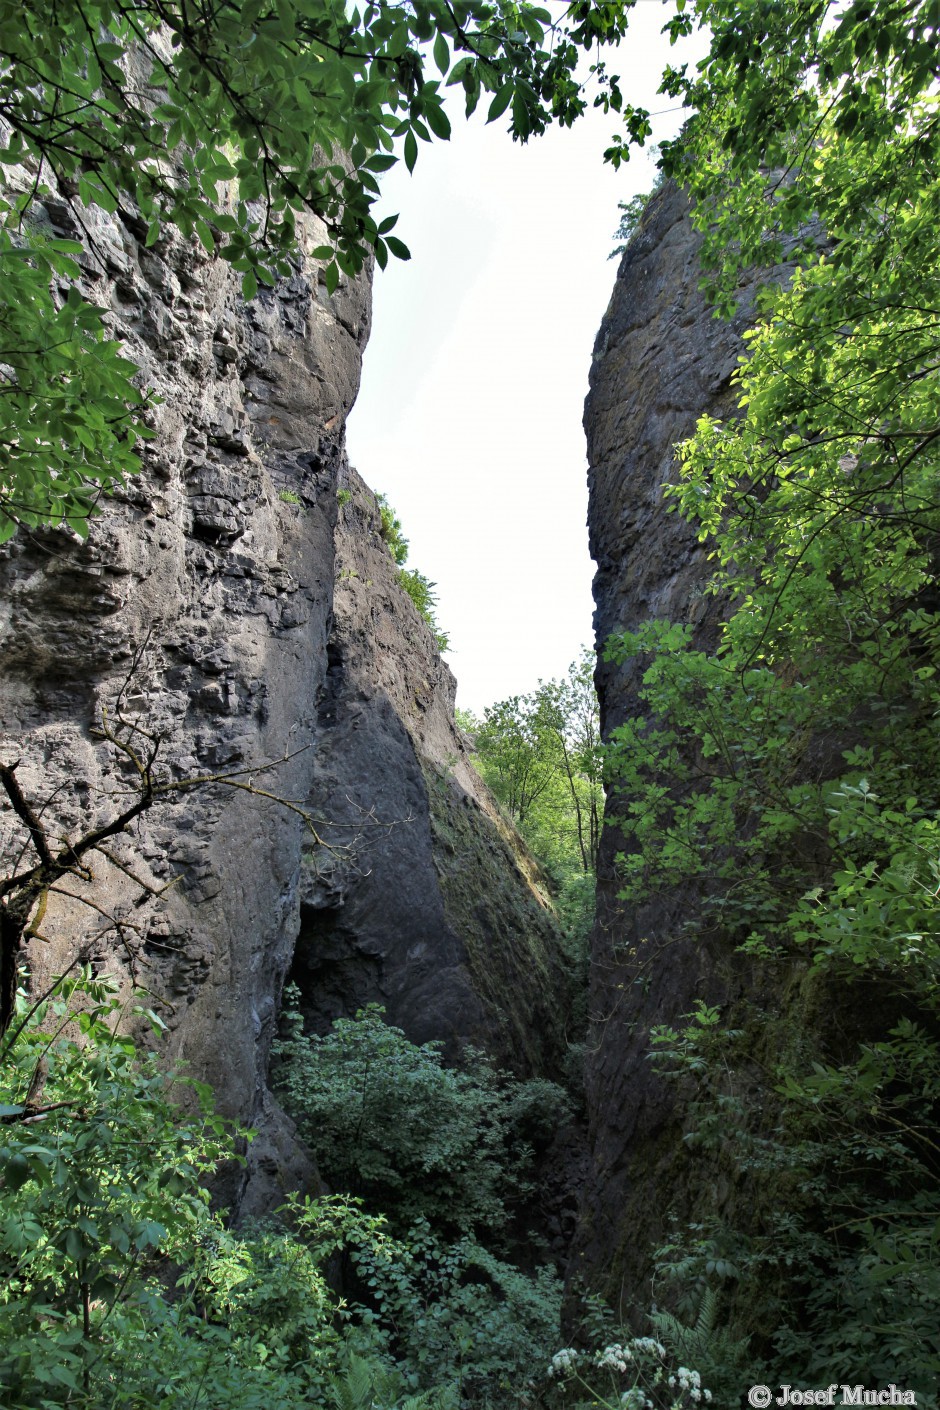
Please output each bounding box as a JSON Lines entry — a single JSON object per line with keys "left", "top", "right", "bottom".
{"left": 610, "top": 161, "right": 664, "bottom": 259}
{"left": 374, "top": 493, "right": 450, "bottom": 652}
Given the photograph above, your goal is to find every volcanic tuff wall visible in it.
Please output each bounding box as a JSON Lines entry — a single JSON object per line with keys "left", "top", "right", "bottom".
{"left": 0, "top": 197, "right": 568, "bottom": 1214}
{"left": 573, "top": 181, "right": 776, "bottom": 1305}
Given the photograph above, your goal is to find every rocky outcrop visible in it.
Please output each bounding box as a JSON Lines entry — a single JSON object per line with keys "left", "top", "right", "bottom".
{"left": 290, "top": 466, "right": 570, "bottom": 1074}
{"left": 572, "top": 182, "right": 777, "bottom": 1309}
{"left": 0, "top": 195, "right": 568, "bottom": 1215}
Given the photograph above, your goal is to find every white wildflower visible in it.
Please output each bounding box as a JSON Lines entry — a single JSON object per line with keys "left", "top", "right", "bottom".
{"left": 548, "top": 1348, "right": 580, "bottom": 1378}
{"left": 597, "top": 1343, "right": 631, "bottom": 1373}
{"left": 620, "top": 1390, "right": 646, "bottom": 1410}
{"left": 629, "top": 1337, "right": 666, "bottom": 1358}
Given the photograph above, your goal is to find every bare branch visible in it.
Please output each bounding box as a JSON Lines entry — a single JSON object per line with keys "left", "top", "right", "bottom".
{"left": 0, "top": 761, "right": 54, "bottom": 868}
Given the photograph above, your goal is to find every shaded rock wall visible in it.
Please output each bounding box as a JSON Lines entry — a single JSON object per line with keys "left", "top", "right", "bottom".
{"left": 290, "top": 466, "right": 570, "bottom": 1075}
{"left": 0, "top": 196, "right": 568, "bottom": 1215}
{"left": 572, "top": 183, "right": 776, "bottom": 1307}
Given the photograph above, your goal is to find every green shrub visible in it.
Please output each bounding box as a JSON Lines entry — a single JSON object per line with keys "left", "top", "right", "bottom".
{"left": 397, "top": 566, "right": 450, "bottom": 651}
{"left": 352, "top": 1218, "right": 561, "bottom": 1407}
{"left": 0, "top": 969, "right": 233, "bottom": 1405}
{"left": 273, "top": 997, "right": 543, "bottom": 1235}
{"left": 374, "top": 492, "right": 450, "bottom": 650}
{"left": 0, "top": 972, "right": 454, "bottom": 1410}
{"left": 375, "top": 492, "right": 409, "bottom": 566}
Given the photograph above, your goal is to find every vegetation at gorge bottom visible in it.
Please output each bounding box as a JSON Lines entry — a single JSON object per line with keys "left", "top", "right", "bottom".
{"left": 0, "top": 968, "right": 717, "bottom": 1409}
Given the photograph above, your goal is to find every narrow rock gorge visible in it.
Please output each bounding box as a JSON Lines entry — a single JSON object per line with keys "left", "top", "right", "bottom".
{"left": 0, "top": 197, "right": 568, "bottom": 1215}
{"left": 2, "top": 164, "right": 901, "bottom": 1362}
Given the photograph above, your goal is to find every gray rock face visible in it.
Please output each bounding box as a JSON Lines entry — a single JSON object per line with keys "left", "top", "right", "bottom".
{"left": 573, "top": 183, "right": 777, "bottom": 1309}
{"left": 0, "top": 196, "right": 568, "bottom": 1214}
{"left": 294, "top": 467, "right": 571, "bottom": 1075}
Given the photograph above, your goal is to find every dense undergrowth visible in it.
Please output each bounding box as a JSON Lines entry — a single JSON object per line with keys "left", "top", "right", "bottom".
{"left": 0, "top": 971, "right": 716, "bottom": 1409}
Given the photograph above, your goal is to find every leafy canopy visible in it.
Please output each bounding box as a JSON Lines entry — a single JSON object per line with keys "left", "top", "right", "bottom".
{"left": 470, "top": 650, "right": 602, "bottom": 875}
{"left": 0, "top": 0, "right": 644, "bottom": 287}
{"left": 0, "top": 0, "right": 644, "bottom": 539}
{"left": 0, "top": 229, "right": 152, "bottom": 542}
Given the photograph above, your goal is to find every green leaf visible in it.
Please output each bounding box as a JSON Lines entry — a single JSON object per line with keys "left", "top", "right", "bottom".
{"left": 423, "top": 101, "right": 451, "bottom": 141}
{"left": 486, "top": 85, "right": 513, "bottom": 123}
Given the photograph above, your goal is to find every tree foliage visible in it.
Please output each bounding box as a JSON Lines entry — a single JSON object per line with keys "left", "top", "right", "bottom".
{"left": 1, "top": 0, "right": 641, "bottom": 283}
{"left": 471, "top": 649, "right": 602, "bottom": 875}
{"left": 272, "top": 994, "right": 571, "bottom": 1236}
{"left": 0, "top": 0, "right": 643, "bottom": 539}
{"left": 602, "top": 0, "right": 940, "bottom": 1394}
{"left": 0, "top": 227, "right": 151, "bottom": 543}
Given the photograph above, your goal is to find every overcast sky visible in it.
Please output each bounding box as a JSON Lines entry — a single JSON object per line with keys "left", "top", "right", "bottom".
{"left": 346, "top": 5, "right": 706, "bottom": 715}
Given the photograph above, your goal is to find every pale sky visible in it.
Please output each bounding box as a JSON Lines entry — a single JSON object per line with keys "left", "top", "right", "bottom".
{"left": 346, "top": 5, "right": 706, "bottom": 715}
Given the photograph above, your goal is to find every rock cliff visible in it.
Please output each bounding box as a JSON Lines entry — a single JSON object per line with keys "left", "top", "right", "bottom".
{"left": 293, "top": 465, "right": 569, "bottom": 1076}
{"left": 573, "top": 182, "right": 775, "bottom": 1308}
{"left": 0, "top": 197, "right": 568, "bottom": 1215}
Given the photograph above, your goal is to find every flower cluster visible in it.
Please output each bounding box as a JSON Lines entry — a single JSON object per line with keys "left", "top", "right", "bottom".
{"left": 546, "top": 1334, "right": 712, "bottom": 1409}
{"left": 548, "top": 1347, "right": 581, "bottom": 1378}
{"left": 667, "top": 1365, "right": 712, "bottom": 1403}
{"left": 597, "top": 1343, "right": 634, "bottom": 1373}
{"left": 632, "top": 1338, "right": 666, "bottom": 1358}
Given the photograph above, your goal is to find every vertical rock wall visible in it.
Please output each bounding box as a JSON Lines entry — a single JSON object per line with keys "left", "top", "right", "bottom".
{"left": 0, "top": 198, "right": 569, "bottom": 1215}
{"left": 573, "top": 183, "right": 772, "bottom": 1306}
{"left": 291, "top": 465, "right": 571, "bottom": 1075}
